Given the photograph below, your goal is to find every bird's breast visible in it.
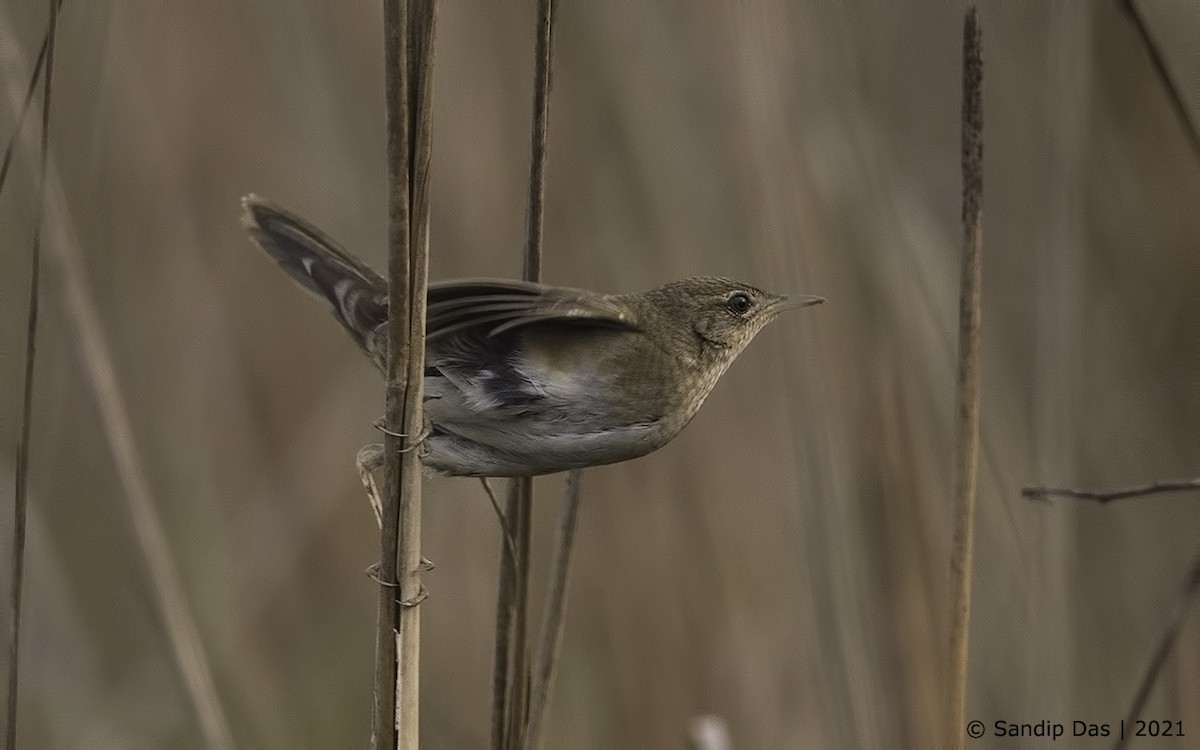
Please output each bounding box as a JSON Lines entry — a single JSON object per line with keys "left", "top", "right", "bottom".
{"left": 419, "top": 324, "right": 731, "bottom": 475}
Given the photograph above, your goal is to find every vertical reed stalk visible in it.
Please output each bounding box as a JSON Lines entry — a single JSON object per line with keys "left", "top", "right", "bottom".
{"left": 947, "top": 6, "right": 983, "bottom": 749}
{"left": 504, "top": 482, "right": 533, "bottom": 747}
{"left": 491, "top": 2, "right": 556, "bottom": 747}
{"left": 527, "top": 469, "right": 584, "bottom": 747}
{"left": 374, "top": 1, "right": 436, "bottom": 747}
{"left": 491, "top": 480, "right": 521, "bottom": 749}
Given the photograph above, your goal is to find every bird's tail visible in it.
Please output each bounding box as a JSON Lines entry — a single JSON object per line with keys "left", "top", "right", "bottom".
{"left": 241, "top": 195, "right": 388, "bottom": 359}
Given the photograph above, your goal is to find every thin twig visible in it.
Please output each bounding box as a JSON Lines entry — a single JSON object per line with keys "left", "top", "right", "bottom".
{"left": 1022, "top": 478, "right": 1200, "bottom": 504}
{"left": 6, "top": 4, "right": 57, "bottom": 747}
{"left": 527, "top": 469, "right": 583, "bottom": 748}
{"left": 947, "top": 7, "right": 983, "bottom": 749}
{"left": 1113, "top": 551, "right": 1200, "bottom": 750}
{"left": 374, "top": 1, "right": 436, "bottom": 747}
{"left": 1119, "top": 0, "right": 1200, "bottom": 162}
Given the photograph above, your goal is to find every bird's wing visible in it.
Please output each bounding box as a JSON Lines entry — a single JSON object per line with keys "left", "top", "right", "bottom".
{"left": 426, "top": 279, "right": 640, "bottom": 341}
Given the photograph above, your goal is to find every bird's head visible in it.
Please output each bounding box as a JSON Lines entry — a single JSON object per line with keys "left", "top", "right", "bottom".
{"left": 648, "top": 276, "right": 824, "bottom": 360}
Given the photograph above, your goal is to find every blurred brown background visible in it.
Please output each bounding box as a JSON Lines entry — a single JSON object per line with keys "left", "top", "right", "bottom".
{"left": 2, "top": 1, "right": 1198, "bottom": 747}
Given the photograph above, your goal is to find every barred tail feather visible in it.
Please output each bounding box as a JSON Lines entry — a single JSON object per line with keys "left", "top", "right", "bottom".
{"left": 241, "top": 195, "right": 388, "bottom": 360}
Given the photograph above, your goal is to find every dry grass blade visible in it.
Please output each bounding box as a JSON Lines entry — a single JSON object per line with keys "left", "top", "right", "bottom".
{"left": 6, "top": 4, "right": 58, "bottom": 747}
{"left": 946, "top": 6, "right": 983, "bottom": 749}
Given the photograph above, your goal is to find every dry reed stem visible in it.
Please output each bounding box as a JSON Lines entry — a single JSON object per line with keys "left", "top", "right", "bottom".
{"left": 492, "top": 1, "right": 556, "bottom": 747}
{"left": 490, "top": 480, "right": 522, "bottom": 750}
{"left": 527, "top": 469, "right": 583, "bottom": 748}
{"left": 6, "top": 3, "right": 57, "bottom": 747}
{"left": 395, "top": 1, "right": 436, "bottom": 742}
{"left": 947, "top": 6, "right": 982, "bottom": 749}
{"left": 374, "top": 1, "right": 436, "bottom": 747}
{"left": 504, "top": 480, "right": 532, "bottom": 748}
{"left": 372, "top": 2, "right": 409, "bottom": 740}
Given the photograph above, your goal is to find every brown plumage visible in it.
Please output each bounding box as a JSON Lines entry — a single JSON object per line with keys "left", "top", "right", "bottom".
{"left": 242, "top": 195, "right": 823, "bottom": 476}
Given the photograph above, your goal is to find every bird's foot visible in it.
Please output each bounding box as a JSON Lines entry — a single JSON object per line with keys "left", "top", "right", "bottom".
{"left": 372, "top": 415, "right": 432, "bottom": 456}
{"left": 356, "top": 416, "right": 435, "bottom": 527}
{"left": 365, "top": 561, "right": 434, "bottom": 607}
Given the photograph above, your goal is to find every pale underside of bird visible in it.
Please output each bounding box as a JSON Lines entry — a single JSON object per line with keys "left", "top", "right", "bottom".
{"left": 241, "top": 195, "right": 821, "bottom": 477}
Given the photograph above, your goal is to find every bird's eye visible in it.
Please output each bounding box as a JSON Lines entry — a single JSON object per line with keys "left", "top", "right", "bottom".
{"left": 726, "top": 292, "right": 752, "bottom": 315}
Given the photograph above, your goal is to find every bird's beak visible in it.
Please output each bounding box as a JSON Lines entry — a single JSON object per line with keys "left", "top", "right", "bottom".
{"left": 780, "top": 293, "right": 825, "bottom": 310}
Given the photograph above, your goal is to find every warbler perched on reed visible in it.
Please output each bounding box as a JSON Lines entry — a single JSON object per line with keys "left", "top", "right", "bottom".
{"left": 241, "top": 195, "right": 822, "bottom": 477}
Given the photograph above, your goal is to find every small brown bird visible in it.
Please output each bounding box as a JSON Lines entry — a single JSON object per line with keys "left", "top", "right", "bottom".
{"left": 242, "top": 195, "right": 822, "bottom": 477}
